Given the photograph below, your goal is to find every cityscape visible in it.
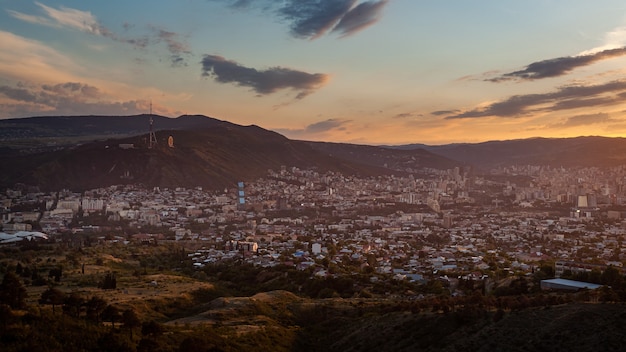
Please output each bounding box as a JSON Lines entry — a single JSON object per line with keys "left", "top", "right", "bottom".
{"left": 4, "top": 0, "right": 626, "bottom": 350}
{"left": 4, "top": 163, "right": 626, "bottom": 295}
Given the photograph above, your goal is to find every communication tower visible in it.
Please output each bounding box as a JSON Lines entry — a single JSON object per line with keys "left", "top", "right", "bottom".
{"left": 148, "top": 101, "right": 157, "bottom": 149}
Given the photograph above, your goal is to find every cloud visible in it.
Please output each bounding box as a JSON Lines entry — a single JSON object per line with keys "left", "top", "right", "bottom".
{"left": 331, "top": 0, "right": 388, "bottom": 38}
{"left": 0, "top": 81, "right": 162, "bottom": 118}
{"left": 214, "top": 0, "right": 389, "bottom": 39}
{"left": 201, "top": 54, "right": 329, "bottom": 99}
{"left": 0, "top": 86, "right": 38, "bottom": 102}
{"left": 8, "top": 2, "right": 149, "bottom": 49}
{"left": 278, "top": 0, "right": 356, "bottom": 39}
{"left": 9, "top": 3, "right": 195, "bottom": 66}
{"left": 552, "top": 113, "right": 615, "bottom": 128}
{"left": 392, "top": 112, "right": 424, "bottom": 119}
{"left": 431, "top": 110, "right": 460, "bottom": 116}
{"left": 580, "top": 26, "right": 626, "bottom": 55}
{"left": 275, "top": 118, "right": 352, "bottom": 138}
{"left": 447, "top": 80, "right": 626, "bottom": 119}
{"left": 41, "top": 82, "right": 101, "bottom": 99}
{"left": 150, "top": 27, "right": 192, "bottom": 66}
{"left": 305, "top": 118, "right": 350, "bottom": 133}
{"left": 488, "top": 47, "right": 626, "bottom": 82}
{"left": 8, "top": 2, "right": 100, "bottom": 33}
{"left": 0, "top": 31, "right": 77, "bottom": 83}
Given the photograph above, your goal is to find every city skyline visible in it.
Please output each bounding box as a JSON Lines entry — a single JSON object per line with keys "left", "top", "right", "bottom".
{"left": 2, "top": 1, "right": 626, "bottom": 145}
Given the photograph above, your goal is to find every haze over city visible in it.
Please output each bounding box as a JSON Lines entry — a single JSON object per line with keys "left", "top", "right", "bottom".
{"left": 2, "top": 1, "right": 626, "bottom": 145}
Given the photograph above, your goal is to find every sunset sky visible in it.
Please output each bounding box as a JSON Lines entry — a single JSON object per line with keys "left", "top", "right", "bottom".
{"left": 2, "top": 1, "right": 626, "bottom": 145}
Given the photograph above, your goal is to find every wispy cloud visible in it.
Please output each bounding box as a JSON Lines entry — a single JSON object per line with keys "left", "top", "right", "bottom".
{"left": 0, "top": 31, "right": 77, "bottom": 83}
{"left": 0, "top": 81, "right": 162, "bottom": 117}
{"left": 8, "top": 2, "right": 149, "bottom": 49}
{"left": 431, "top": 109, "right": 460, "bottom": 116}
{"left": 149, "top": 26, "right": 192, "bottom": 66}
{"left": 214, "top": 0, "right": 389, "bottom": 39}
{"left": 275, "top": 118, "right": 352, "bottom": 138}
{"left": 487, "top": 47, "right": 626, "bottom": 82}
{"left": 8, "top": 2, "right": 101, "bottom": 33}
{"left": 446, "top": 80, "right": 626, "bottom": 119}
{"left": 8, "top": 2, "right": 192, "bottom": 66}
{"left": 550, "top": 112, "right": 615, "bottom": 128}
{"left": 331, "top": 0, "right": 388, "bottom": 38}
{"left": 305, "top": 118, "right": 350, "bottom": 133}
{"left": 580, "top": 26, "right": 626, "bottom": 55}
{"left": 393, "top": 112, "right": 419, "bottom": 119}
{"left": 278, "top": 0, "right": 356, "bottom": 39}
{"left": 201, "top": 54, "right": 329, "bottom": 99}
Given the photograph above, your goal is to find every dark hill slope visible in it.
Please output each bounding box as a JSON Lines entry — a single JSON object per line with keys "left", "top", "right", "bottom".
{"left": 304, "top": 141, "right": 460, "bottom": 172}
{"left": 0, "top": 114, "right": 228, "bottom": 155}
{"left": 1, "top": 125, "right": 393, "bottom": 191}
{"left": 315, "top": 303, "right": 626, "bottom": 352}
{"left": 0, "top": 114, "right": 224, "bottom": 139}
{"left": 399, "top": 136, "right": 626, "bottom": 168}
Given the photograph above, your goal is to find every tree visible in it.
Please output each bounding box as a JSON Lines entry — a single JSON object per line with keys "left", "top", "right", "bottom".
{"left": 0, "top": 304, "right": 14, "bottom": 327}
{"left": 179, "top": 336, "right": 225, "bottom": 352}
{"left": 85, "top": 296, "right": 108, "bottom": 322}
{"left": 39, "top": 287, "right": 66, "bottom": 313}
{"left": 141, "top": 320, "right": 164, "bottom": 336}
{"left": 49, "top": 267, "right": 63, "bottom": 282}
{"left": 15, "top": 263, "right": 23, "bottom": 275}
{"left": 137, "top": 338, "right": 160, "bottom": 352}
{"left": 99, "top": 272, "right": 117, "bottom": 289}
{"left": 122, "top": 308, "right": 142, "bottom": 338}
{"left": 63, "top": 292, "right": 85, "bottom": 318}
{"left": 101, "top": 304, "right": 121, "bottom": 328}
{"left": 0, "top": 272, "right": 27, "bottom": 309}
{"left": 601, "top": 266, "right": 623, "bottom": 289}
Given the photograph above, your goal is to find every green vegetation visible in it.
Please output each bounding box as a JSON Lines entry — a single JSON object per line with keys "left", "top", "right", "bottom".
{"left": 2, "top": 241, "right": 626, "bottom": 351}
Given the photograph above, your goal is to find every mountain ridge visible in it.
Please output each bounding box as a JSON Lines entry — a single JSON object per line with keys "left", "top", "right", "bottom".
{"left": 391, "top": 135, "right": 626, "bottom": 168}
{"left": 0, "top": 115, "right": 418, "bottom": 191}
{"left": 3, "top": 114, "right": 626, "bottom": 191}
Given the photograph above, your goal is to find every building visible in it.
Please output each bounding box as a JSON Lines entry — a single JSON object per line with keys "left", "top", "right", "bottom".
{"left": 540, "top": 278, "right": 601, "bottom": 291}
{"left": 82, "top": 198, "right": 105, "bottom": 213}
{"left": 555, "top": 261, "right": 607, "bottom": 278}
{"left": 237, "top": 181, "right": 245, "bottom": 210}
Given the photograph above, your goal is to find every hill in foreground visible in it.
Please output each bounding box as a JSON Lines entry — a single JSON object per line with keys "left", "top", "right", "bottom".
{"left": 313, "top": 302, "right": 626, "bottom": 352}
{"left": 4, "top": 240, "right": 626, "bottom": 352}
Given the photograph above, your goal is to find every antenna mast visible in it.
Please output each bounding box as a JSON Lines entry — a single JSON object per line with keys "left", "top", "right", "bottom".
{"left": 148, "top": 100, "right": 157, "bottom": 149}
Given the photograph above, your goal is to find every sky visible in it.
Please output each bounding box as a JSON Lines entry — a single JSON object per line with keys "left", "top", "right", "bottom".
{"left": 2, "top": 1, "right": 626, "bottom": 145}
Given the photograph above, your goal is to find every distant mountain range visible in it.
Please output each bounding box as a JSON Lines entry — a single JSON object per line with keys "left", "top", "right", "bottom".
{"left": 1, "top": 114, "right": 625, "bottom": 191}
{"left": 393, "top": 136, "right": 626, "bottom": 168}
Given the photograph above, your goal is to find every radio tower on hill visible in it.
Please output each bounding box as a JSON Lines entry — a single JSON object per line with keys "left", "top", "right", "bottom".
{"left": 148, "top": 101, "right": 157, "bottom": 149}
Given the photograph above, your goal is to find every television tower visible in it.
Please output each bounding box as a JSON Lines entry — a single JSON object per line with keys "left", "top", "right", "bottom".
{"left": 148, "top": 101, "right": 157, "bottom": 149}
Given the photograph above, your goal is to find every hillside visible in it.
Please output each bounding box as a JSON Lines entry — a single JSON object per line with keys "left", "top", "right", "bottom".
{"left": 0, "top": 123, "right": 400, "bottom": 191}
{"left": 5, "top": 115, "right": 626, "bottom": 191}
{"left": 0, "top": 115, "right": 454, "bottom": 191}
{"left": 0, "top": 114, "right": 226, "bottom": 155}
{"left": 312, "top": 303, "right": 626, "bottom": 352}
{"left": 305, "top": 141, "right": 460, "bottom": 171}
{"left": 0, "top": 114, "right": 224, "bottom": 140}
{"left": 397, "top": 136, "right": 626, "bottom": 168}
